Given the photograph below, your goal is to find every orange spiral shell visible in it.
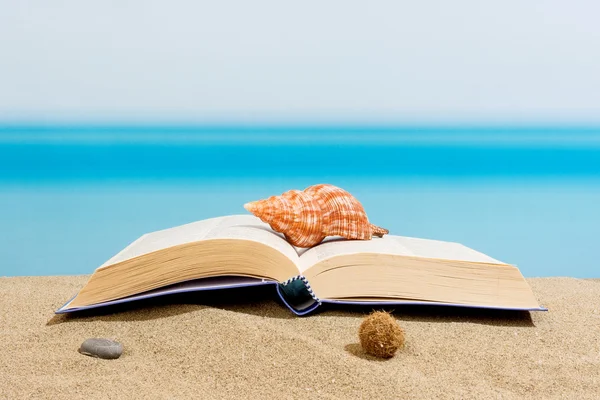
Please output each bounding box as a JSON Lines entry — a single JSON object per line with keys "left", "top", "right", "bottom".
{"left": 244, "top": 184, "right": 389, "bottom": 248}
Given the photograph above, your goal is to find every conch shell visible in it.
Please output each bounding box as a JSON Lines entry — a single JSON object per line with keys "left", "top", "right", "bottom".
{"left": 244, "top": 184, "right": 389, "bottom": 248}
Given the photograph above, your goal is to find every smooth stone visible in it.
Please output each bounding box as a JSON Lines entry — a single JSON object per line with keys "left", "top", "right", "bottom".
{"left": 79, "top": 338, "right": 123, "bottom": 359}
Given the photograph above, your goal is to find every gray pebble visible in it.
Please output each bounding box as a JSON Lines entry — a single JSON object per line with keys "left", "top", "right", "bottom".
{"left": 79, "top": 338, "right": 123, "bottom": 359}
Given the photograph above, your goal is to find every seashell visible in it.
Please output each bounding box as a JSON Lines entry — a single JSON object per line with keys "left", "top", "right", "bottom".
{"left": 243, "top": 184, "right": 389, "bottom": 248}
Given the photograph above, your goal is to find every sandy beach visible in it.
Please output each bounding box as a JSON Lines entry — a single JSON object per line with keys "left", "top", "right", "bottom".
{"left": 1, "top": 276, "right": 599, "bottom": 399}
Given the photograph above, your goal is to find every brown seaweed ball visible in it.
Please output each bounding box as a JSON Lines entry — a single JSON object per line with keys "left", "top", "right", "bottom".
{"left": 358, "top": 311, "right": 405, "bottom": 358}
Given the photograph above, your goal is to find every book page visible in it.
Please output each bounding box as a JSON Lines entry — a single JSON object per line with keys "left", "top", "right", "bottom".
{"left": 392, "top": 236, "right": 505, "bottom": 264}
{"left": 100, "top": 215, "right": 299, "bottom": 268}
{"left": 298, "top": 235, "right": 505, "bottom": 273}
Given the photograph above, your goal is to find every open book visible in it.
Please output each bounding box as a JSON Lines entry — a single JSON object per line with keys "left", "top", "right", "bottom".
{"left": 56, "top": 215, "right": 546, "bottom": 315}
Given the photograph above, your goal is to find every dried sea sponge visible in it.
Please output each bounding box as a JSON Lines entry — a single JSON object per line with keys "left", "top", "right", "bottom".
{"left": 358, "top": 311, "right": 405, "bottom": 358}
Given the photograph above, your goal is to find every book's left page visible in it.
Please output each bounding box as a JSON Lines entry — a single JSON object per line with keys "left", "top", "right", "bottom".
{"left": 62, "top": 215, "right": 301, "bottom": 310}
{"left": 100, "top": 214, "right": 299, "bottom": 269}
{"left": 57, "top": 276, "right": 276, "bottom": 314}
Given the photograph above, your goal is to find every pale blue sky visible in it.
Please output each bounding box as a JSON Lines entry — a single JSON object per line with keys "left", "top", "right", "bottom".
{"left": 1, "top": 1, "right": 599, "bottom": 123}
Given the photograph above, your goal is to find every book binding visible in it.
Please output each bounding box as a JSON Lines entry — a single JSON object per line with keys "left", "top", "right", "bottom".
{"left": 277, "top": 275, "right": 322, "bottom": 315}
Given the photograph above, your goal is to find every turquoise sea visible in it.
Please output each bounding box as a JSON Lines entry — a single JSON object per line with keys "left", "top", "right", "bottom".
{"left": 1, "top": 125, "right": 599, "bottom": 278}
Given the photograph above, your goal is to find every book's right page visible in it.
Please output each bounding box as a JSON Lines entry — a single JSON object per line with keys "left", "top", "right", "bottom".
{"left": 297, "top": 235, "right": 546, "bottom": 311}
{"left": 298, "top": 235, "right": 506, "bottom": 273}
{"left": 388, "top": 236, "right": 506, "bottom": 264}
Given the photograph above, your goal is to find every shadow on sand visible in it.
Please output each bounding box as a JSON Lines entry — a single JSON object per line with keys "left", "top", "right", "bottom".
{"left": 343, "top": 343, "right": 400, "bottom": 361}
{"left": 46, "top": 284, "right": 294, "bottom": 325}
{"left": 47, "top": 285, "right": 536, "bottom": 328}
{"left": 319, "top": 303, "right": 536, "bottom": 328}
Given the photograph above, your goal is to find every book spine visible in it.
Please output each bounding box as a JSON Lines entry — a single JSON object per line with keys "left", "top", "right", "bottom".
{"left": 281, "top": 275, "right": 321, "bottom": 305}
{"left": 276, "top": 275, "right": 322, "bottom": 316}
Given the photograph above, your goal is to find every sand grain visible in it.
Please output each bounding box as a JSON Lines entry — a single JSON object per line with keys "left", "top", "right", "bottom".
{"left": 0, "top": 276, "right": 598, "bottom": 399}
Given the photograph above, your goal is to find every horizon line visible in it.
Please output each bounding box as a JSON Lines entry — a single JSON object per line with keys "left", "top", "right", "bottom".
{"left": 3, "top": 121, "right": 600, "bottom": 129}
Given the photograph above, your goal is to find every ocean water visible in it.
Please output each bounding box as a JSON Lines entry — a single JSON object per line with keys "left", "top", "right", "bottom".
{"left": 1, "top": 125, "right": 599, "bottom": 278}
